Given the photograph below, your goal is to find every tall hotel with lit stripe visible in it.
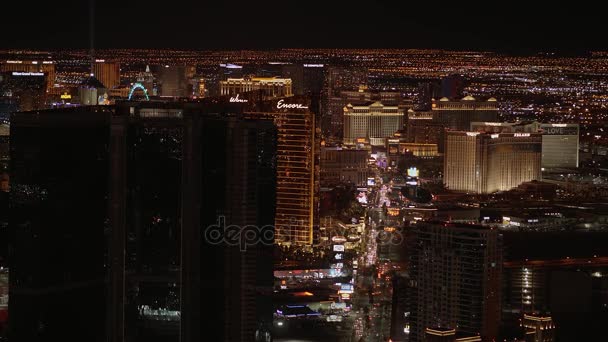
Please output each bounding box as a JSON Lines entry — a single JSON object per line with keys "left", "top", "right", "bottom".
{"left": 243, "top": 96, "right": 319, "bottom": 245}
{"left": 444, "top": 132, "right": 542, "bottom": 193}
{"left": 92, "top": 60, "right": 120, "bottom": 89}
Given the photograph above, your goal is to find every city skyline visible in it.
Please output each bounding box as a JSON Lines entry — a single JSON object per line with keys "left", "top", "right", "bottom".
{"left": 1, "top": 13, "right": 608, "bottom": 341}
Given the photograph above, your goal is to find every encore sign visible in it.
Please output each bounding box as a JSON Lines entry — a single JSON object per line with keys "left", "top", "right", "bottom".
{"left": 276, "top": 99, "right": 308, "bottom": 109}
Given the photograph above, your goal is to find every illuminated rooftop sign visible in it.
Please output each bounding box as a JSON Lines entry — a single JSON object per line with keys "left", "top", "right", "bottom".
{"left": 12, "top": 72, "right": 44, "bottom": 76}
{"left": 407, "top": 167, "right": 419, "bottom": 177}
{"left": 229, "top": 94, "right": 248, "bottom": 103}
{"left": 220, "top": 63, "right": 242, "bottom": 69}
{"left": 277, "top": 99, "right": 308, "bottom": 109}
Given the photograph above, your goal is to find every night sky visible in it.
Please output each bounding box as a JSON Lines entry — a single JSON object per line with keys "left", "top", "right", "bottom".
{"left": 1, "top": 1, "right": 604, "bottom": 51}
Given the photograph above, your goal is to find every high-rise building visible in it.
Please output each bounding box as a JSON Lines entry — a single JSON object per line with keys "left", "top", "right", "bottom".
{"left": 0, "top": 60, "right": 55, "bottom": 93}
{"left": 0, "top": 97, "right": 17, "bottom": 121}
{"left": 0, "top": 122, "right": 8, "bottom": 191}
{"left": 390, "top": 275, "right": 411, "bottom": 342}
{"left": 92, "top": 61, "right": 120, "bottom": 89}
{"left": 444, "top": 131, "right": 542, "bottom": 193}
{"left": 326, "top": 67, "right": 367, "bottom": 97}
{"left": 302, "top": 64, "right": 327, "bottom": 135}
{"left": 320, "top": 147, "right": 372, "bottom": 187}
{"left": 196, "top": 78, "right": 206, "bottom": 97}
{"left": 432, "top": 96, "right": 499, "bottom": 131}
{"left": 220, "top": 77, "right": 293, "bottom": 99}
{"left": 0, "top": 71, "right": 47, "bottom": 111}
{"left": 440, "top": 74, "right": 466, "bottom": 99}
{"left": 9, "top": 106, "right": 114, "bottom": 342}
{"left": 539, "top": 123, "right": 579, "bottom": 169}
{"left": 522, "top": 313, "right": 555, "bottom": 342}
{"left": 9, "top": 100, "right": 278, "bottom": 342}
{"left": 328, "top": 86, "right": 408, "bottom": 140}
{"left": 409, "top": 222, "right": 502, "bottom": 342}
{"left": 501, "top": 231, "right": 608, "bottom": 340}
{"left": 157, "top": 65, "right": 196, "bottom": 97}
{"left": 324, "top": 67, "right": 367, "bottom": 138}
{"left": 406, "top": 109, "right": 444, "bottom": 146}
{"left": 240, "top": 95, "right": 319, "bottom": 245}
{"left": 302, "top": 63, "right": 326, "bottom": 96}
{"left": 343, "top": 101, "right": 405, "bottom": 146}
{"left": 251, "top": 62, "right": 312, "bottom": 97}
{"left": 416, "top": 82, "right": 441, "bottom": 111}
{"left": 0, "top": 269, "right": 7, "bottom": 337}
{"left": 469, "top": 122, "right": 580, "bottom": 170}
{"left": 280, "top": 64, "right": 304, "bottom": 95}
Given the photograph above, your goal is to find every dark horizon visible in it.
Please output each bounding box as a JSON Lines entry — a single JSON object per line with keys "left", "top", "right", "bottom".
{"left": 2, "top": 1, "right": 606, "bottom": 52}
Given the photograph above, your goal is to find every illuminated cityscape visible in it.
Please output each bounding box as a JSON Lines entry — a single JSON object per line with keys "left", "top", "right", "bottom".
{"left": 0, "top": 2, "right": 607, "bottom": 342}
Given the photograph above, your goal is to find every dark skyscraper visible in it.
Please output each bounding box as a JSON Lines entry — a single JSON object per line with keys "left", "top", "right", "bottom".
{"left": 9, "top": 107, "right": 112, "bottom": 342}
{"left": 157, "top": 66, "right": 195, "bottom": 97}
{"left": 440, "top": 74, "right": 466, "bottom": 99}
{"left": 408, "top": 222, "right": 502, "bottom": 342}
{"left": 9, "top": 99, "right": 277, "bottom": 342}
{"left": 431, "top": 96, "right": 499, "bottom": 132}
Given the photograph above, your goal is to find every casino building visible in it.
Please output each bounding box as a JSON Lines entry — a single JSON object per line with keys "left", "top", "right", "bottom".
{"left": 469, "top": 122, "right": 580, "bottom": 169}
{"left": 220, "top": 76, "right": 293, "bottom": 99}
{"left": 444, "top": 131, "right": 542, "bottom": 194}
{"left": 343, "top": 101, "right": 405, "bottom": 146}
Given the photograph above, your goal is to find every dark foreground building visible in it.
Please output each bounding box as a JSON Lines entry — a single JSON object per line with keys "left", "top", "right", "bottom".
{"left": 408, "top": 222, "right": 502, "bottom": 342}
{"left": 9, "top": 98, "right": 278, "bottom": 342}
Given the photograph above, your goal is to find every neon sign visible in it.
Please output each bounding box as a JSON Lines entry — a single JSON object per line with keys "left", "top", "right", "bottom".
{"left": 128, "top": 83, "right": 150, "bottom": 101}
{"left": 229, "top": 94, "right": 248, "bottom": 103}
{"left": 277, "top": 99, "right": 308, "bottom": 109}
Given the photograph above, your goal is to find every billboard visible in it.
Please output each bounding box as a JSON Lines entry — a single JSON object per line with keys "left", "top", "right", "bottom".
{"left": 339, "top": 284, "right": 354, "bottom": 294}
{"left": 407, "top": 167, "right": 419, "bottom": 177}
